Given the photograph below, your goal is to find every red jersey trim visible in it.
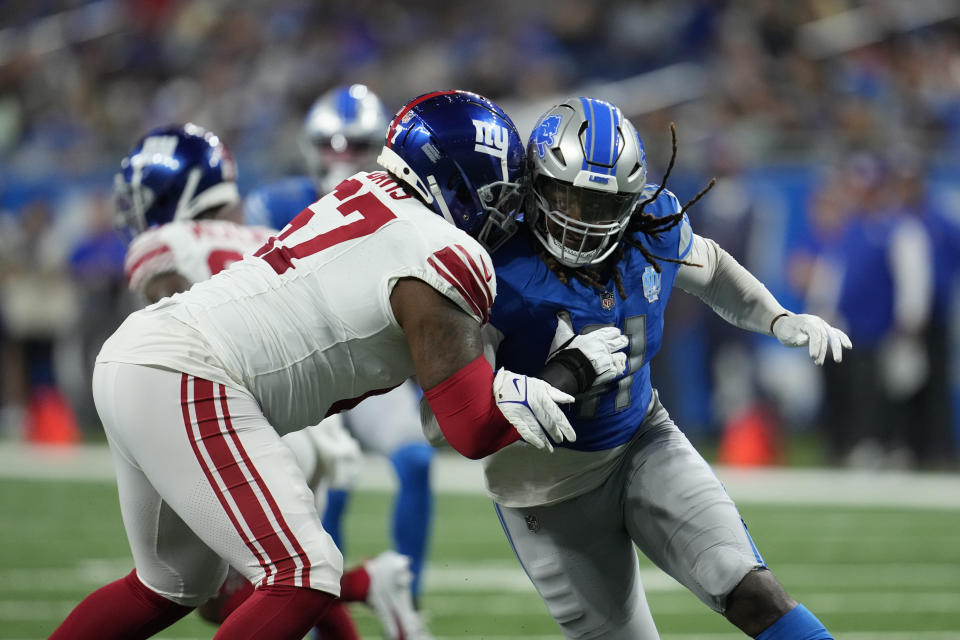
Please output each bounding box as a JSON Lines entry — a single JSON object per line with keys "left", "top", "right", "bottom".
{"left": 427, "top": 245, "right": 493, "bottom": 323}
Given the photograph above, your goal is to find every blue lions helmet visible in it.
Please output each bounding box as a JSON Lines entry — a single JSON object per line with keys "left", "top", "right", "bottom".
{"left": 113, "top": 123, "right": 239, "bottom": 237}
{"left": 527, "top": 97, "right": 647, "bottom": 267}
{"left": 377, "top": 90, "right": 525, "bottom": 252}
{"left": 301, "top": 84, "right": 391, "bottom": 193}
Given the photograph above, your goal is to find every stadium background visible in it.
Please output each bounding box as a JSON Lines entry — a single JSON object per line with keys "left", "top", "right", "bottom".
{"left": 1, "top": 1, "right": 960, "bottom": 638}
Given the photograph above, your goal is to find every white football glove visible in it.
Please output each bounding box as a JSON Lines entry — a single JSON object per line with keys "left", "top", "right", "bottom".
{"left": 493, "top": 367, "right": 576, "bottom": 452}
{"left": 547, "top": 311, "right": 629, "bottom": 385}
{"left": 772, "top": 312, "right": 853, "bottom": 366}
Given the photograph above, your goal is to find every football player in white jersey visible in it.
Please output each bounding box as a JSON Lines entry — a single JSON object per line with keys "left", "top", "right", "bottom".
{"left": 246, "top": 85, "right": 436, "bottom": 603}
{"left": 114, "top": 123, "right": 430, "bottom": 640}
{"left": 49, "top": 91, "right": 581, "bottom": 640}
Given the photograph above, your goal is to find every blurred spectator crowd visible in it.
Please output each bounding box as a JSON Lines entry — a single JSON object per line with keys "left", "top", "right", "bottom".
{"left": 2, "top": 0, "right": 960, "bottom": 468}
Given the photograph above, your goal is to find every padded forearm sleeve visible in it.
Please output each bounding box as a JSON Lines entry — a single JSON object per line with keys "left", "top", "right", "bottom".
{"left": 538, "top": 348, "right": 596, "bottom": 396}
{"left": 675, "top": 234, "right": 787, "bottom": 335}
{"left": 423, "top": 355, "right": 520, "bottom": 459}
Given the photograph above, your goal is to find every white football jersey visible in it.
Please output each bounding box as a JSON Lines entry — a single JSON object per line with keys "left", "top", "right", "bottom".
{"left": 99, "top": 171, "right": 496, "bottom": 434}
{"left": 124, "top": 219, "right": 275, "bottom": 294}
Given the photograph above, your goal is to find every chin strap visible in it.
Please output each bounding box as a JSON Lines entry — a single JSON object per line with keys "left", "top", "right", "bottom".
{"left": 426, "top": 175, "right": 455, "bottom": 225}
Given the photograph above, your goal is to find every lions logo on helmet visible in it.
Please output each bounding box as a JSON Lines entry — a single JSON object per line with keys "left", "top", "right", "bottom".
{"left": 377, "top": 90, "right": 526, "bottom": 253}
{"left": 531, "top": 114, "right": 562, "bottom": 159}
{"left": 113, "top": 123, "right": 239, "bottom": 239}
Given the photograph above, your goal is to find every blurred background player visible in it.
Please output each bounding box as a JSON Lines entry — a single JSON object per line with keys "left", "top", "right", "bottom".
{"left": 246, "top": 84, "right": 435, "bottom": 602}
{"left": 113, "top": 122, "right": 430, "bottom": 640}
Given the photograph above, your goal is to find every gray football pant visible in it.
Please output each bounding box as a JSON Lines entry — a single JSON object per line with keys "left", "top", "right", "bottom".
{"left": 495, "top": 394, "right": 764, "bottom": 639}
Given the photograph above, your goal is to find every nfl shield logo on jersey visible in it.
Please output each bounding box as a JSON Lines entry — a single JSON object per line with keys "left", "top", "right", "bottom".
{"left": 601, "top": 290, "right": 615, "bottom": 310}
{"left": 525, "top": 514, "right": 540, "bottom": 533}
{"left": 642, "top": 265, "right": 661, "bottom": 302}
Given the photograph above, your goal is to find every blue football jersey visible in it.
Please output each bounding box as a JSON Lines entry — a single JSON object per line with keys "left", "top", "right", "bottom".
{"left": 491, "top": 188, "right": 693, "bottom": 451}
{"left": 244, "top": 176, "right": 319, "bottom": 230}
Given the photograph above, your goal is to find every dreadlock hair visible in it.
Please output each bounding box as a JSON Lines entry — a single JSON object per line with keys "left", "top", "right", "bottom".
{"left": 535, "top": 122, "right": 716, "bottom": 300}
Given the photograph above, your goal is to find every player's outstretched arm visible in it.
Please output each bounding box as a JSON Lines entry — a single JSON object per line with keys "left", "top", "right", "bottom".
{"left": 391, "top": 278, "right": 575, "bottom": 458}
{"left": 675, "top": 234, "right": 852, "bottom": 365}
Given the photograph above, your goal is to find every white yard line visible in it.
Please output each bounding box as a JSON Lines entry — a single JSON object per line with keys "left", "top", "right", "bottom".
{"left": 1, "top": 442, "right": 958, "bottom": 509}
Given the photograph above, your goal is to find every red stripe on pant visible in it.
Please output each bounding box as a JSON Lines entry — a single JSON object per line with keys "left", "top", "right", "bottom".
{"left": 214, "top": 382, "right": 312, "bottom": 587}
{"left": 180, "top": 375, "right": 309, "bottom": 587}
{"left": 180, "top": 375, "right": 271, "bottom": 581}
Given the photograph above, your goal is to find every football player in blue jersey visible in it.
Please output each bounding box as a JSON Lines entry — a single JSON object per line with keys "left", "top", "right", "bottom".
{"left": 246, "top": 84, "right": 437, "bottom": 603}
{"left": 474, "top": 98, "right": 850, "bottom": 639}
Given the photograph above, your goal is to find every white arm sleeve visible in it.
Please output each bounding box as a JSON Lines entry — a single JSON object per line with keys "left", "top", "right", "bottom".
{"left": 675, "top": 233, "right": 788, "bottom": 335}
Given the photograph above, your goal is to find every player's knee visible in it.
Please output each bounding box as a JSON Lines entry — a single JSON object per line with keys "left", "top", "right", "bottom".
{"left": 527, "top": 561, "right": 588, "bottom": 628}
{"left": 135, "top": 563, "right": 228, "bottom": 609}
{"left": 195, "top": 599, "right": 226, "bottom": 625}
{"left": 723, "top": 568, "right": 796, "bottom": 636}
{"left": 390, "top": 442, "right": 434, "bottom": 485}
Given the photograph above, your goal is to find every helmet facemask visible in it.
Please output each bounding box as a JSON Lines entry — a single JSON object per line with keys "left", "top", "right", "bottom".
{"left": 301, "top": 133, "right": 382, "bottom": 193}
{"left": 113, "top": 172, "right": 149, "bottom": 241}
{"left": 474, "top": 179, "right": 523, "bottom": 252}
{"left": 528, "top": 174, "right": 637, "bottom": 267}
{"left": 426, "top": 165, "right": 523, "bottom": 254}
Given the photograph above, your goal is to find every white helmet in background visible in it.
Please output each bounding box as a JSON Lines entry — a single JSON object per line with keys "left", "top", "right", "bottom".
{"left": 526, "top": 97, "right": 648, "bottom": 267}
{"left": 300, "top": 84, "right": 391, "bottom": 193}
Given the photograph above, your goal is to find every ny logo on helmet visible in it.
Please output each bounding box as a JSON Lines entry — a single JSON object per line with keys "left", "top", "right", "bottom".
{"left": 472, "top": 119, "right": 509, "bottom": 159}
{"left": 136, "top": 135, "right": 179, "bottom": 169}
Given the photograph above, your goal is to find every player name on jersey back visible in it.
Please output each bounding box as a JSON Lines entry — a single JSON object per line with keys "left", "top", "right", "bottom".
{"left": 125, "top": 219, "right": 275, "bottom": 294}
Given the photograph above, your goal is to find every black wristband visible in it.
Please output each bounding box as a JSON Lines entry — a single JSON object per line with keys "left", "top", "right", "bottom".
{"left": 538, "top": 348, "right": 596, "bottom": 396}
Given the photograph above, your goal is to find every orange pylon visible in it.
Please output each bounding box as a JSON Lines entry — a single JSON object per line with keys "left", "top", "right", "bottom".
{"left": 717, "top": 404, "right": 781, "bottom": 467}
{"left": 25, "top": 386, "right": 81, "bottom": 445}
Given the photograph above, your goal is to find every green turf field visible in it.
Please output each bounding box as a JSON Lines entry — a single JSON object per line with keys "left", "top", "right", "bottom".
{"left": 1, "top": 470, "right": 960, "bottom": 640}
